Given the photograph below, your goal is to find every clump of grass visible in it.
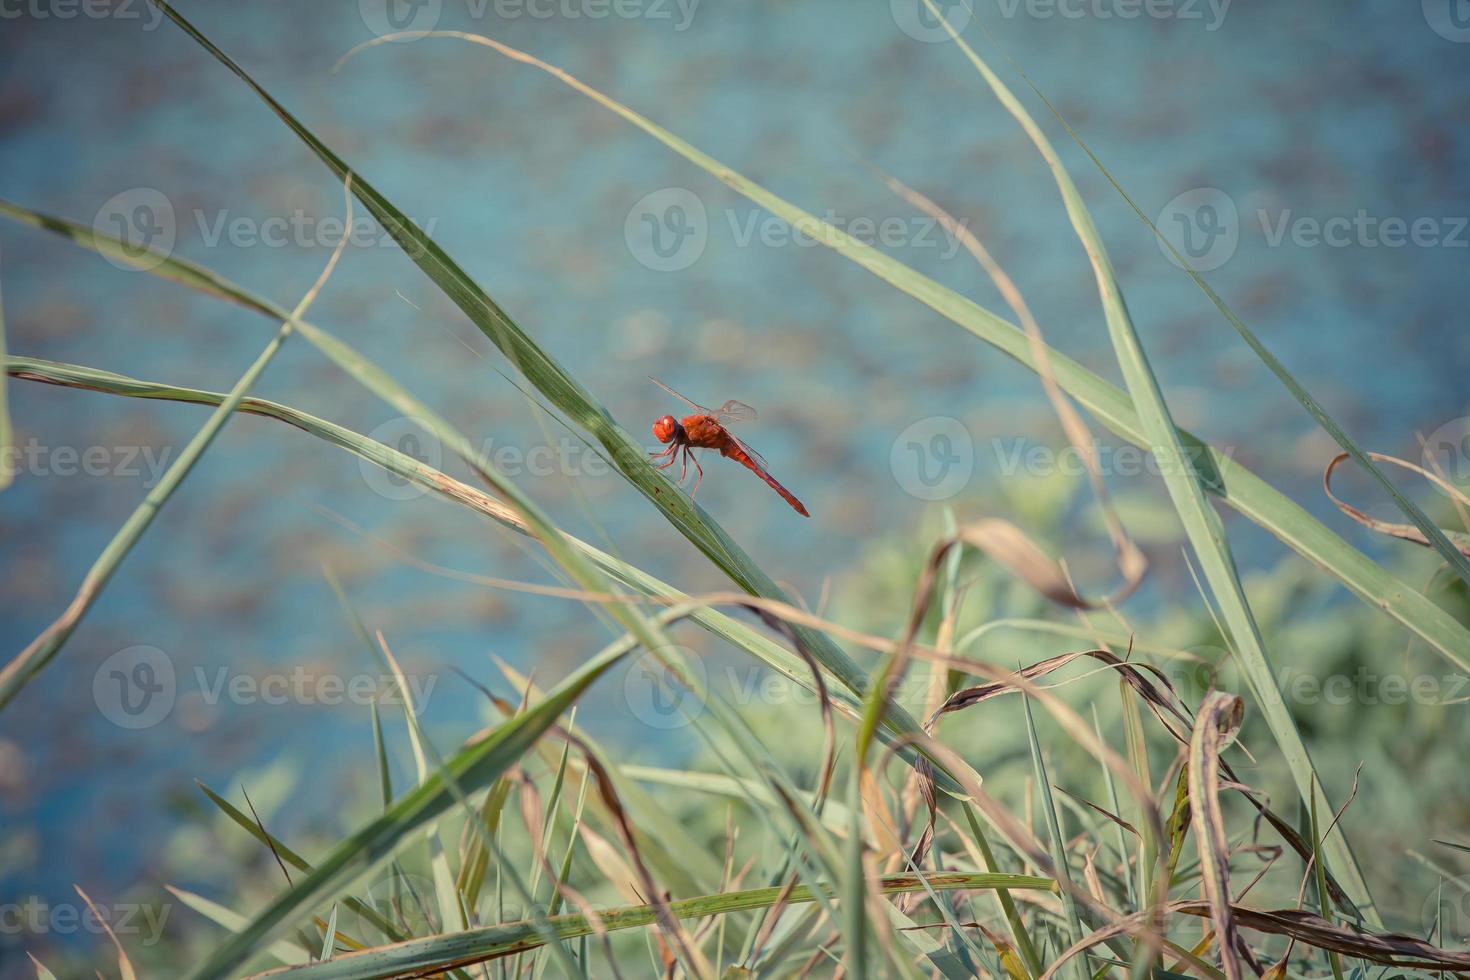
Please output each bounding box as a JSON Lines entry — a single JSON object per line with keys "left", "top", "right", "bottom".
{"left": 8, "top": 1, "right": 1470, "bottom": 977}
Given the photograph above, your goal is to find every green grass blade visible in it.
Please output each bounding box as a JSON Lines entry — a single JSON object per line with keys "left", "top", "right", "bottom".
{"left": 242, "top": 873, "right": 1054, "bottom": 980}
{"left": 312, "top": 35, "right": 1470, "bottom": 676}
{"left": 979, "top": 32, "right": 1470, "bottom": 589}
{"left": 143, "top": 0, "right": 922, "bottom": 750}
{"left": 0, "top": 322, "right": 291, "bottom": 710}
{"left": 917, "top": 7, "right": 1378, "bottom": 919}
{"left": 164, "top": 886, "right": 312, "bottom": 967}
{"left": 182, "top": 624, "right": 649, "bottom": 980}
{"left": 1022, "top": 695, "right": 1086, "bottom": 980}
{"left": 0, "top": 353, "right": 865, "bottom": 730}
{"left": 0, "top": 247, "right": 11, "bottom": 493}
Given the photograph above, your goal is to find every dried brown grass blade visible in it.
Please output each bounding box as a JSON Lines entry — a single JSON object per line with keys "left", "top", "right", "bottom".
{"left": 1323, "top": 452, "right": 1470, "bottom": 555}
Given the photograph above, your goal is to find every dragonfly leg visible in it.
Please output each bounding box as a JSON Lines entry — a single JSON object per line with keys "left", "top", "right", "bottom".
{"left": 654, "top": 454, "right": 679, "bottom": 471}
{"left": 688, "top": 450, "right": 704, "bottom": 498}
{"left": 649, "top": 443, "right": 677, "bottom": 461}
{"left": 678, "top": 448, "right": 689, "bottom": 484}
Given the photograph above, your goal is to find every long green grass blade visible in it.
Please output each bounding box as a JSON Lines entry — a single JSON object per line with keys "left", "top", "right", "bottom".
{"left": 183, "top": 625, "right": 651, "bottom": 980}
{"left": 0, "top": 352, "right": 870, "bottom": 740}
{"left": 142, "top": 0, "right": 924, "bottom": 751}
{"left": 914, "top": 6, "right": 1377, "bottom": 921}
{"left": 979, "top": 31, "right": 1470, "bottom": 588}
{"left": 1022, "top": 695, "right": 1086, "bottom": 980}
{"left": 308, "top": 34, "right": 1470, "bottom": 676}
{"left": 0, "top": 248, "right": 11, "bottom": 493}
{"left": 0, "top": 322, "right": 291, "bottom": 709}
{"left": 244, "top": 873, "right": 1054, "bottom": 980}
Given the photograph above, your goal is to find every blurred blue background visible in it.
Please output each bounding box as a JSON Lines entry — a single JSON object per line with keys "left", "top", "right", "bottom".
{"left": 1, "top": 0, "right": 1467, "bottom": 967}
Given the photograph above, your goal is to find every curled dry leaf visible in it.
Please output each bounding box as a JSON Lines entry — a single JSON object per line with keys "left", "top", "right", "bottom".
{"left": 1323, "top": 452, "right": 1470, "bottom": 556}
{"left": 1189, "top": 692, "right": 1247, "bottom": 980}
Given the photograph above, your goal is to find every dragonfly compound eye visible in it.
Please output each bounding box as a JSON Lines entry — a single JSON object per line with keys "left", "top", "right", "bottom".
{"left": 653, "top": 415, "right": 678, "bottom": 443}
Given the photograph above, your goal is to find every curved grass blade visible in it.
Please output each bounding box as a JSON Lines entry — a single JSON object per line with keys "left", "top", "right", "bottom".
{"left": 0, "top": 247, "right": 11, "bottom": 493}
{"left": 141, "top": 0, "right": 924, "bottom": 752}
{"left": 182, "top": 623, "right": 655, "bottom": 980}
{"left": 0, "top": 354, "right": 873, "bottom": 735}
{"left": 971, "top": 22, "right": 1470, "bottom": 589}
{"left": 0, "top": 176, "right": 358, "bottom": 709}
{"left": 0, "top": 321, "right": 292, "bottom": 709}
{"left": 1187, "top": 694, "right": 1246, "bottom": 980}
{"left": 913, "top": 3, "right": 1377, "bottom": 921}
{"left": 245, "top": 873, "right": 1056, "bottom": 980}
{"left": 0, "top": 193, "right": 946, "bottom": 784}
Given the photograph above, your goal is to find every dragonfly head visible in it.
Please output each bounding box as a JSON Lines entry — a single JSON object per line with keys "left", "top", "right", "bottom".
{"left": 652, "top": 415, "right": 680, "bottom": 444}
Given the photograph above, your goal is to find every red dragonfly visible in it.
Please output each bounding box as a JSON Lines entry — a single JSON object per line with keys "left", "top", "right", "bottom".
{"left": 648, "top": 377, "right": 809, "bottom": 517}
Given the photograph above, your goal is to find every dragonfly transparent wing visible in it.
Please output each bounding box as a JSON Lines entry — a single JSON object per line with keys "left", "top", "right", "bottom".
{"left": 725, "top": 430, "right": 771, "bottom": 473}
{"left": 648, "top": 376, "right": 711, "bottom": 415}
{"left": 714, "top": 400, "right": 757, "bottom": 425}
{"left": 649, "top": 377, "right": 759, "bottom": 425}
